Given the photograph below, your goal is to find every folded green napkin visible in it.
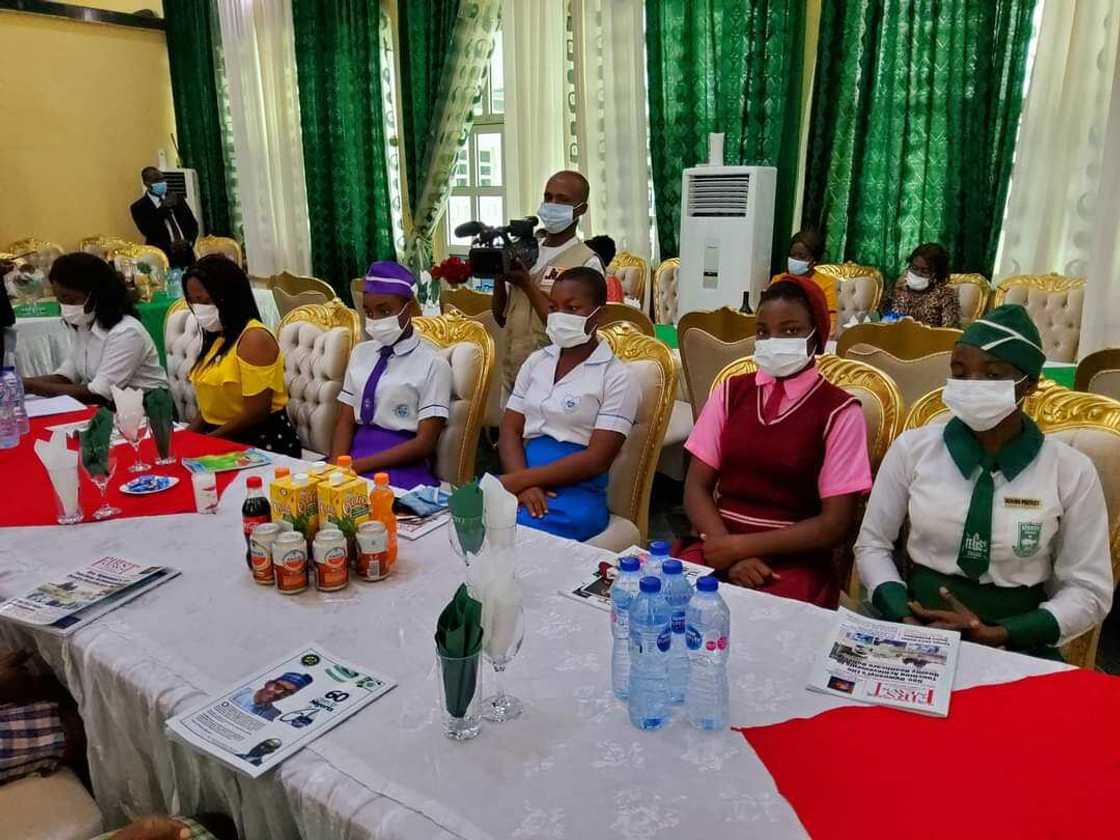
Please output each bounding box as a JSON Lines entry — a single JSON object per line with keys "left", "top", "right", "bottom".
{"left": 449, "top": 481, "right": 485, "bottom": 556}
{"left": 435, "top": 583, "right": 484, "bottom": 718}
{"left": 143, "top": 388, "right": 174, "bottom": 460}
{"left": 78, "top": 408, "right": 113, "bottom": 476}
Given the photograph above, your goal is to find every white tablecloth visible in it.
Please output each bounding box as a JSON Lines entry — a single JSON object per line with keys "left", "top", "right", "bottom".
{"left": 0, "top": 455, "right": 1064, "bottom": 839}
{"left": 11, "top": 289, "right": 281, "bottom": 378}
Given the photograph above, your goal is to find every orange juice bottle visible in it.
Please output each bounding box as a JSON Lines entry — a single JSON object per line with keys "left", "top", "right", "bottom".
{"left": 370, "top": 472, "right": 397, "bottom": 570}
{"left": 337, "top": 455, "right": 355, "bottom": 476}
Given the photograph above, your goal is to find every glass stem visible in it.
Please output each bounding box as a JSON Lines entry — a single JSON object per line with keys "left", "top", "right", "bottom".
{"left": 493, "top": 661, "right": 506, "bottom": 702}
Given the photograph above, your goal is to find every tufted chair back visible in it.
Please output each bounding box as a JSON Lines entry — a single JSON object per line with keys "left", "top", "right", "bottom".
{"left": 196, "top": 236, "right": 243, "bottom": 265}
{"left": 994, "top": 275, "right": 1085, "bottom": 362}
{"left": 607, "top": 252, "right": 651, "bottom": 311}
{"left": 163, "top": 301, "right": 202, "bottom": 422}
{"left": 817, "top": 263, "right": 884, "bottom": 333}
{"left": 412, "top": 312, "right": 494, "bottom": 485}
{"left": 948, "top": 273, "right": 991, "bottom": 326}
{"left": 278, "top": 302, "right": 359, "bottom": 455}
{"left": 653, "top": 258, "right": 680, "bottom": 324}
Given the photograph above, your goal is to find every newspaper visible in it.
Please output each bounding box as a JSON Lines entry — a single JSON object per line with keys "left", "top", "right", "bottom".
{"left": 166, "top": 645, "right": 394, "bottom": 778}
{"left": 806, "top": 607, "right": 960, "bottom": 717}
{"left": 559, "top": 545, "right": 714, "bottom": 612}
{"left": 396, "top": 509, "right": 450, "bottom": 541}
{"left": 0, "top": 556, "right": 179, "bottom": 636}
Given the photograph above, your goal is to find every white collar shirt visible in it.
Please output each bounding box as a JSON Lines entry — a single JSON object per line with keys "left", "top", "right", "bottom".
{"left": 338, "top": 332, "right": 452, "bottom": 431}
{"left": 147, "top": 192, "right": 184, "bottom": 241}
{"left": 855, "top": 423, "right": 1114, "bottom": 645}
{"left": 53, "top": 314, "right": 169, "bottom": 399}
{"left": 506, "top": 339, "right": 639, "bottom": 446}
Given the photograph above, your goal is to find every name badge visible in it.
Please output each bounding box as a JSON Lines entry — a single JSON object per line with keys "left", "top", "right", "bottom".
{"left": 1003, "top": 496, "right": 1041, "bottom": 509}
{"left": 540, "top": 267, "right": 563, "bottom": 291}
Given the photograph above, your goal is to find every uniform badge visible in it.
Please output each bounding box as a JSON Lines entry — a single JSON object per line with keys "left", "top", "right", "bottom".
{"left": 561, "top": 394, "right": 581, "bottom": 413}
{"left": 1014, "top": 522, "right": 1042, "bottom": 557}
{"left": 395, "top": 403, "right": 411, "bottom": 418}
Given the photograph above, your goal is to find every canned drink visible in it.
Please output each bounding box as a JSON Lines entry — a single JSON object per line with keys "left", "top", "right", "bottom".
{"left": 249, "top": 522, "right": 284, "bottom": 585}
{"left": 355, "top": 521, "right": 390, "bottom": 581}
{"left": 273, "top": 531, "right": 308, "bottom": 594}
{"left": 313, "top": 528, "right": 349, "bottom": 591}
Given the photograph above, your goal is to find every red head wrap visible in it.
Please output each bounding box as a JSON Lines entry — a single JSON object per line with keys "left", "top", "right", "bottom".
{"left": 766, "top": 274, "right": 831, "bottom": 354}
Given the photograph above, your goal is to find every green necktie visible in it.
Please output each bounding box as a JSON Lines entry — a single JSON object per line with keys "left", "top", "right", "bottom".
{"left": 956, "top": 454, "right": 998, "bottom": 579}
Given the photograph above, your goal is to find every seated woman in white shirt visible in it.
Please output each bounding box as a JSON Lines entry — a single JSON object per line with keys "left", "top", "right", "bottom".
{"left": 329, "top": 262, "right": 452, "bottom": 488}
{"left": 23, "top": 253, "right": 167, "bottom": 403}
{"left": 855, "top": 305, "right": 1113, "bottom": 660}
{"left": 500, "top": 267, "right": 639, "bottom": 541}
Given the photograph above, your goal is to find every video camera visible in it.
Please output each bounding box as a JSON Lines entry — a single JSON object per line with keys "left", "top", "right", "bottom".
{"left": 453, "top": 216, "right": 539, "bottom": 279}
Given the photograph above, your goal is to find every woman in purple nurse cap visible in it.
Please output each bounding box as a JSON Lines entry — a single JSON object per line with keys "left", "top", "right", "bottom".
{"left": 328, "top": 261, "right": 453, "bottom": 489}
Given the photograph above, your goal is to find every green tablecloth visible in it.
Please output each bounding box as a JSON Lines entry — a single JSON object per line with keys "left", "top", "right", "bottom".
{"left": 654, "top": 324, "right": 678, "bottom": 349}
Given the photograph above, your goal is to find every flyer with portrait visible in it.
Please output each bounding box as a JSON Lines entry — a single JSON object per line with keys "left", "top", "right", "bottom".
{"left": 559, "top": 545, "right": 714, "bottom": 612}
{"left": 166, "top": 645, "right": 395, "bottom": 778}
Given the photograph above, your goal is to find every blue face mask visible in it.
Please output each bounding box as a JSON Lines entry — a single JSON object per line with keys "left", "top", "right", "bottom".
{"left": 149, "top": 181, "right": 168, "bottom": 197}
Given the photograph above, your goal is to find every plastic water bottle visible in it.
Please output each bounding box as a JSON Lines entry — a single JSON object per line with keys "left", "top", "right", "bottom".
{"left": 644, "top": 539, "right": 671, "bottom": 581}
{"left": 610, "top": 556, "right": 643, "bottom": 699}
{"left": 0, "top": 372, "right": 17, "bottom": 449}
{"left": 662, "top": 560, "right": 693, "bottom": 704}
{"left": 1, "top": 368, "right": 28, "bottom": 435}
{"left": 685, "top": 576, "right": 731, "bottom": 730}
{"left": 627, "top": 576, "right": 671, "bottom": 730}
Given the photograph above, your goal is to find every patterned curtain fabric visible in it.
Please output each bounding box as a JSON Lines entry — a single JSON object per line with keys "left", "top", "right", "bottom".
{"left": 292, "top": 0, "right": 396, "bottom": 299}
{"left": 645, "top": 0, "right": 805, "bottom": 263}
{"left": 209, "top": 6, "right": 244, "bottom": 247}
{"left": 164, "top": 0, "right": 233, "bottom": 236}
{"left": 397, "top": 0, "right": 501, "bottom": 274}
{"left": 802, "top": 0, "right": 1037, "bottom": 278}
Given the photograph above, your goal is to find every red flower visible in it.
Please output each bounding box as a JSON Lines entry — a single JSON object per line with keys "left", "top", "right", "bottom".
{"left": 430, "top": 256, "right": 472, "bottom": 286}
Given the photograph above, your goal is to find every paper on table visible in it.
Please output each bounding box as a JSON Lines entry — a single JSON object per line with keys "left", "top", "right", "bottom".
{"left": 25, "top": 395, "right": 86, "bottom": 418}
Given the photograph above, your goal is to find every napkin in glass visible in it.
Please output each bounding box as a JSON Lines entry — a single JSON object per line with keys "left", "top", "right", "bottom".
{"left": 449, "top": 481, "right": 485, "bottom": 555}
{"left": 35, "top": 430, "right": 80, "bottom": 515}
{"left": 143, "top": 388, "right": 174, "bottom": 460}
{"left": 78, "top": 407, "right": 113, "bottom": 476}
{"left": 111, "top": 385, "right": 145, "bottom": 439}
{"left": 435, "top": 583, "right": 484, "bottom": 718}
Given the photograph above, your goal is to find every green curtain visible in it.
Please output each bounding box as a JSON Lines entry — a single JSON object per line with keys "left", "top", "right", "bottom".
{"left": 802, "top": 0, "right": 1037, "bottom": 278}
{"left": 292, "top": 0, "right": 395, "bottom": 300}
{"left": 645, "top": 0, "right": 805, "bottom": 264}
{"left": 163, "top": 0, "right": 233, "bottom": 237}
{"left": 397, "top": 0, "right": 501, "bottom": 280}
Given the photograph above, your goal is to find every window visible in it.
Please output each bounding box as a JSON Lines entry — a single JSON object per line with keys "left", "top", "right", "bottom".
{"left": 446, "top": 28, "right": 505, "bottom": 254}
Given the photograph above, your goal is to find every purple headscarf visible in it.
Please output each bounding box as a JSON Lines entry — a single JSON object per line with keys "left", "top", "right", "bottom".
{"left": 362, "top": 261, "right": 415, "bottom": 300}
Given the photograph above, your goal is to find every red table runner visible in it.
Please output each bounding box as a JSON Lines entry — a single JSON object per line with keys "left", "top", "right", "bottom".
{"left": 736, "top": 668, "right": 1120, "bottom": 839}
{"left": 0, "top": 409, "right": 253, "bottom": 526}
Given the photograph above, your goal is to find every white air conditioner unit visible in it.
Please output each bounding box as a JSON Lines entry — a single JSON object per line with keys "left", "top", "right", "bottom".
{"left": 676, "top": 165, "right": 775, "bottom": 320}
{"left": 159, "top": 168, "right": 204, "bottom": 236}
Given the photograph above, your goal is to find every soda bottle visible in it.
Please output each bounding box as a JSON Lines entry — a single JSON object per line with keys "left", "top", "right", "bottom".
{"left": 370, "top": 472, "right": 397, "bottom": 570}
{"left": 241, "top": 476, "right": 271, "bottom": 568}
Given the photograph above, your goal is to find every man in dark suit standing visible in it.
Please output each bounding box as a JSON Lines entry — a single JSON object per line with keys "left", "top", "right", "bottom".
{"left": 129, "top": 166, "right": 199, "bottom": 268}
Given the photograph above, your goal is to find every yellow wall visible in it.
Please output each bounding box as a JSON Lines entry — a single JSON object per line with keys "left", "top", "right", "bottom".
{"left": 0, "top": 8, "right": 176, "bottom": 251}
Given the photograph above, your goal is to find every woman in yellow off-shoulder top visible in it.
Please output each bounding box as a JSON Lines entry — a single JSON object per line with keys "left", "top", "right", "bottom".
{"left": 183, "top": 256, "right": 302, "bottom": 456}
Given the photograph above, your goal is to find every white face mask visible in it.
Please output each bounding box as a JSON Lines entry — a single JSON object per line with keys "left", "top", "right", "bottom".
{"left": 906, "top": 270, "right": 931, "bottom": 291}
{"left": 546, "top": 308, "right": 599, "bottom": 349}
{"left": 192, "top": 303, "right": 223, "bottom": 333}
{"left": 942, "top": 377, "right": 1026, "bottom": 432}
{"left": 60, "top": 300, "right": 94, "bottom": 328}
{"left": 537, "top": 202, "right": 578, "bottom": 235}
{"left": 787, "top": 257, "right": 811, "bottom": 276}
{"left": 364, "top": 309, "right": 406, "bottom": 346}
{"left": 754, "top": 331, "right": 815, "bottom": 379}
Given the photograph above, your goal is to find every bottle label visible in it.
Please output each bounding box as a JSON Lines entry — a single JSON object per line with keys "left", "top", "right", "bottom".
{"left": 671, "top": 610, "right": 686, "bottom": 634}
{"left": 686, "top": 626, "right": 728, "bottom": 654}
{"left": 242, "top": 514, "right": 270, "bottom": 541}
{"left": 656, "top": 628, "right": 671, "bottom": 652}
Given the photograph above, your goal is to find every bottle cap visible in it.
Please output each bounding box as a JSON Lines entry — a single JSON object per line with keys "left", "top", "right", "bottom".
{"left": 338, "top": 455, "right": 352, "bottom": 469}
{"left": 374, "top": 472, "right": 390, "bottom": 485}
{"left": 246, "top": 476, "right": 262, "bottom": 489}
{"left": 619, "top": 556, "right": 640, "bottom": 572}
{"left": 639, "top": 576, "right": 662, "bottom": 593}
{"left": 662, "top": 559, "right": 683, "bottom": 575}
{"left": 697, "top": 576, "right": 718, "bottom": 592}
{"left": 274, "top": 466, "right": 290, "bottom": 479}
{"left": 293, "top": 473, "right": 309, "bottom": 487}
{"left": 649, "top": 540, "right": 670, "bottom": 556}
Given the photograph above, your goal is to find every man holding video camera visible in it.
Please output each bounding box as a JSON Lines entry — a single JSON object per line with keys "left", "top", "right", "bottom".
{"left": 493, "top": 170, "right": 604, "bottom": 391}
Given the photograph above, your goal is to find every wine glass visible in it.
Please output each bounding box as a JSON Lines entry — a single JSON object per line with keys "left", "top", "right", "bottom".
{"left": 447, "top": 512, "right": 485, "bottom": 569}
{"left": 117, "top": 414, "right": 151, "bottom": 473}
{"left": 82, "top": 454, "right": 121, "bottom": 520}
{"left": 481, "top": 602, "right": 525, "bottom": 722}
